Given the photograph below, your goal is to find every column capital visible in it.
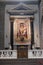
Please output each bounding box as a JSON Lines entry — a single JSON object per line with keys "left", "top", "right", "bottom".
{"left": 30, "top": 17, "right": 34, "bottom": 22}
{"left": 10, "top": 17, "right": 14, "bottom": 22}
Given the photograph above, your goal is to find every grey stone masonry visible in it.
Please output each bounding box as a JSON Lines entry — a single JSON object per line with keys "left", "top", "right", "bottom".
{"left": 0, "top": 3, "right": 5, "bottom": 49}
{"left": 40, "top": 0, "right": 43, "bottom": 49}
{"left": 0, "top": 59, "right": 41, "bottom": 65}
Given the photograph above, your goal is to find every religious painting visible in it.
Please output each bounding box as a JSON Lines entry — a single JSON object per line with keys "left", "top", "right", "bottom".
{"left": 13, "top": 19, "right": 31, "bottom": 45}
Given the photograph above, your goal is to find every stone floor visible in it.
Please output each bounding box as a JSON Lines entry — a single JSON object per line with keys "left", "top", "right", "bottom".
{"left": 0, "top": 59, "right": 43, "bottom": 65}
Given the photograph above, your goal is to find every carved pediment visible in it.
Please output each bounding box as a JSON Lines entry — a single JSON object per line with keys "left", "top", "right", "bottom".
{"left": 12, "top": 3, "right": 32, "bottom": 10}
{"left": 8, "top": 3, "right": 37, "bottom": 15}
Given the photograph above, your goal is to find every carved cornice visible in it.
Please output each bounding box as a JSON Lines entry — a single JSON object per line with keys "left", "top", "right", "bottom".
{"left": 7, "top": 3, "right": 37, "bottom": 15}
{"left": 0, "top": 0, "right": 41, "bottom": 5}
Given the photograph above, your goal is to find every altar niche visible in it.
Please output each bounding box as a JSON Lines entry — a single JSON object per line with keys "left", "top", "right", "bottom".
{"left": 10, "top": 17, "right": 34, "bottom": 50}
{"left": 13, "top": 18, "right": 31, "bottom": 45}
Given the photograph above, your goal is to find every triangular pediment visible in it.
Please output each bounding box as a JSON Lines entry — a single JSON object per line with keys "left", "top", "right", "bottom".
{"left": 12, "top": 3, "right": 32, "bottom": 10}
{"left": 8, "top": 3, "right": 37, "bottom": 15}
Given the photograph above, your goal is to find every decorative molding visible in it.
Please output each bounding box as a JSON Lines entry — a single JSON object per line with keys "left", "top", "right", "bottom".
{"left": 11, "top": 3, "right": 32, "bottom": 10}
{"left": 0, "top": 0, "right": 40, "bottom": 2}
{"left": 10, "top": 15, "right": 34, "bottom": 19}
{"left": 0, "top": 0, "right": 41, "bottom": 5}
{"left": 7, "top": 3, "right": 37, "bottom": 15}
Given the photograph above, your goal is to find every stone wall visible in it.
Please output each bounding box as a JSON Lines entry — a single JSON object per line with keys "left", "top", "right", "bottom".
{"left": 0, "top": 4, "right": 5, "bottom": 49}
{"left": 40, "top": 0, "right": 43, "bottom": 49}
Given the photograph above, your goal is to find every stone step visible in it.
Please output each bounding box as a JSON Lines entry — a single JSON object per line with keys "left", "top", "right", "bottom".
{"left": 0, "top": 59, "right": 42, "bottom": 65}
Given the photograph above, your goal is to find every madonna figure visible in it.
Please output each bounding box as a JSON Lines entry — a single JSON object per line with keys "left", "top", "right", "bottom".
{"left": 17, "top": 23, "right": 27, "bottom": 41}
